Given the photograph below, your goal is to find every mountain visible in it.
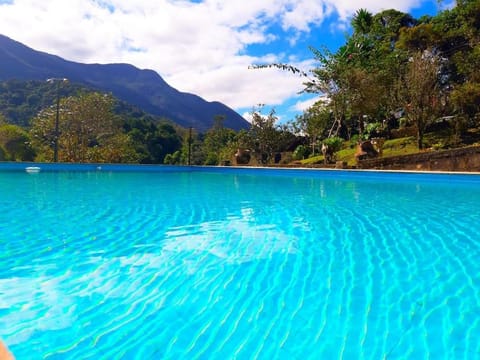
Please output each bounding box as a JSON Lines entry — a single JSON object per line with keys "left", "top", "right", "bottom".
{"left": 0, "top": 34, "right": 250, "bottom": 132}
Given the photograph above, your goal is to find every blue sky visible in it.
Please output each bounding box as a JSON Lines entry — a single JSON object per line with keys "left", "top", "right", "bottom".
{"left": 0, "top": 0, "right": 444, "bottom": 126}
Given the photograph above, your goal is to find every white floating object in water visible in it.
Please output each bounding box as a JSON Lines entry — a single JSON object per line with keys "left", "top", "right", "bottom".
{"left": 25, "top": 166, "right": 41, "bottom": 173}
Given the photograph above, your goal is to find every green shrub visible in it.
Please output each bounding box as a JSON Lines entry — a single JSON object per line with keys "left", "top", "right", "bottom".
{"left": 365, "top": 122, "right": 383, "bottom": 139}
{"left": 323, "top": 136, "right": 344, "bottom": 152}
{"left": 350, "top": 134, "right": 360, "bottom": 145}
{"left": 204, "top": 153, "right": 219, "bottom": 165}
{"left": 293, "top": 145, "right": 310, "bottom": 160}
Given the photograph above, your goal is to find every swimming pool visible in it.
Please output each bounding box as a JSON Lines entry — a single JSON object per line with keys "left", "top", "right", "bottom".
{"left": 1, "top": 164, "right": 479, "bottom": 359}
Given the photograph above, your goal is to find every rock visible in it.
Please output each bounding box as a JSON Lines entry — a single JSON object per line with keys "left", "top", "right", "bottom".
{"left": 235, "top": 148, "right": 251, "bottom": 165}
{"left": 355, "top": 141, "right": 379, "bottom": 161}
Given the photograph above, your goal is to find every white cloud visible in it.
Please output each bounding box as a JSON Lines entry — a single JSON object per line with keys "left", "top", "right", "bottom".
{"left": 290, "top": 96, "right": 319, "bottom": 113}
{"left": 281, "top": 0, "right": 333, "bottom": 32}
{"left": 0, "top": 0, "right": 436, "bottom": 119}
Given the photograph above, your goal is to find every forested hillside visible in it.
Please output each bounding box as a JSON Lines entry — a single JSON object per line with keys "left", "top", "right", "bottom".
{"left": 0, "top": 79, "right": 165, "bottom": 127}
{"left": 0, "top": 80, "right": 184, "bottom": 163}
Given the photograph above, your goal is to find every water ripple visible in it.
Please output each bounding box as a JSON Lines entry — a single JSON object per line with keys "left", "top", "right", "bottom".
{"left": 1, "top": 171, "right": 480, "bottom": 359}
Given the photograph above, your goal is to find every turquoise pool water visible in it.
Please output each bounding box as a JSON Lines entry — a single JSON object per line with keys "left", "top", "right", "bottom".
{"left": 1, "top": 165, "right": 480, "bottom": 359}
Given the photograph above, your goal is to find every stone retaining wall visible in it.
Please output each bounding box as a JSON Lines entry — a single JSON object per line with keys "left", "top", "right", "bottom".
{"left": 358, "top": 145, "right": 480, "bottom": 172}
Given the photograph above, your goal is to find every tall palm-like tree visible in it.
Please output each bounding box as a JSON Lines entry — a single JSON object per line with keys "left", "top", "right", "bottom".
{"left": 352, "top": 8, "right": 373, "bottom": 35}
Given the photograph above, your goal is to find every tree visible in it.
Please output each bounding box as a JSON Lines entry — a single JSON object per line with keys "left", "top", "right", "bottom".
{"left": 431, "top": 0, "right": 480, "bottom": 84}
{"left": 305, "top": 47, "right": 350, "bottom": 138}
{"left": 140, "top": 122, "right": 182, "bottom": 164}
{"left": 88, "top": 133, "right": 140, "bottom": 163}
{"left": 0, "top": 124, "right": 35, "bottom": 161}
{"left": 202, "top": 115, "right": 237, "bottom": 165}
{"left": 352, "top": 9, "right": 373, "bottom": 35}
{"left": 173, "top": 127, "right": 205, "bottom": 165}
{"left": 122, "top": 119, "right": 182, "bottom": 164}
{"left": 292, "top": 101, "right": 331, "bottom": 155}
{"left": 306, "top": 46, "right": 393, "bottom": 140}
{"left": 342, "top": 67, "right": 387, "bottom": 135}
{"left": 303, "top": 9, "right": 424, "bottom": 145}
{"left": 402, "top": 51, "right": 443, "bottom": 149}
{"left": 346, "top": 9, "right": 416, "bottom": 129}
{"left": 163, "top": 150, "right": 182, "bottom": 165}
{"left": 370, "top": 9, "right": 416, "bottom": 50}
{"left": 31, "top": 92, "right": 136, "bottom": 162}
{"left": 242, "top": 107, "right": 284, "bottom": 164}
{"left": 450, "top": 82, "right": 480, "bottom": 127}
{"left": 397, "top": 23, "right": 439, "bottom": 51}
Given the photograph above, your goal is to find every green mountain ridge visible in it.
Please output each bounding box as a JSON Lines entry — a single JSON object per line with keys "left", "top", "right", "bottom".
{"left": 0, "top": 79, "right": 165, "bottom": 127}
{"left": 0, "top": 34, "right": 250, "bottom": 132}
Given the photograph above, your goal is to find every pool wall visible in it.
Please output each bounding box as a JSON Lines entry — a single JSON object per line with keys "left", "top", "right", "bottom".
{"left": 1, "top": 161, "right": 480, "bottom": 184}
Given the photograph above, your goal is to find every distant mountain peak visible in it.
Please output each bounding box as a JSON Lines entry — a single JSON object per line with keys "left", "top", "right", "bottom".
{"left": 0, "top": 34, "right": 250, "bottom": 132}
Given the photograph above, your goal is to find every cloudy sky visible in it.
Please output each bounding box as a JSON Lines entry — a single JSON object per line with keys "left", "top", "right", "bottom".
{"left": 0, "top": 0, "right": 440, "bottom": 123}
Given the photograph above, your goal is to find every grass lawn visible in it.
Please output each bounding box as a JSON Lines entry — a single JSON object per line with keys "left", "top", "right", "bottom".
{"left": 299, "top": 136, "right": 420, "bottom": 167}
{"left": 295, "top": 125, "right": 480, "bottom": 167}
